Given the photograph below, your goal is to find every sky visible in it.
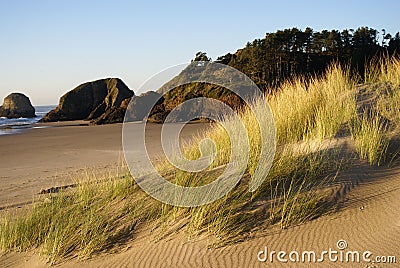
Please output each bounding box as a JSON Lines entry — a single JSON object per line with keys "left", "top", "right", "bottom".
{"left": 0, "top": 0, "right": 399, "bottom": 105}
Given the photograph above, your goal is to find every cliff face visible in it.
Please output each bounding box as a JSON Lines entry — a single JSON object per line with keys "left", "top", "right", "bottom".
{"left": 0, "top": 93, "right": 36, "bottom": 118}
{"left": 40, "top": 78, "right": 134, "bottom": 123}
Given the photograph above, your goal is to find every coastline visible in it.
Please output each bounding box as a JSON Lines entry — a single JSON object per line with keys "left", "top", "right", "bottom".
{"left": 0, "top": 106, "right": 56, "bottom": 136}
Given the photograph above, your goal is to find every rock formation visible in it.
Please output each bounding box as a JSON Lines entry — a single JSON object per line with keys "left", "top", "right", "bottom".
{"left": 40, "top": 78, "right": 134, "bottom": 123}
{"left": 90, "top": 98, "right": 131, "bottom": 125}
{"left": 124, "top": 91, "right": 164, "bottom": 123}
{"left": 0, "top": 93, "right": 36, "bottom": 118}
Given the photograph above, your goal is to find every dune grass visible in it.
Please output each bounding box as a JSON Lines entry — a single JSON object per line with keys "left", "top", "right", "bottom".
{"left": 351, "top": 113, "right": 389, "bottom": 166}
{"left": 353, "top": 55, "right": 400, "bottom": 164}
{"left": 372, "top": 82, "right": 400, "bottom": 130}
{"left": 364, "top": 55, "right": 400, "bottom": 127}
{"left": 0, "top": 60, "right": 398, "bottom": 261}
{"left": 0, "top": 174, "right": 163, "bottom": 263}
{"left": 365, "top": 55, "right": 400, "bottom": 88}
{"left": 268, "top": 64, "right": 356, "bottom": 143}
{"left": 160, "top": 145, "right": 343, "bottom": 246}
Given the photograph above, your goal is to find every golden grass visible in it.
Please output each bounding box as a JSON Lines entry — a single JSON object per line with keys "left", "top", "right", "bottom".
{"left": 269, "top": 64, "right": 356, "bottom": 143}
{"left": 351, "top": 113, "right": 389, "bottom": 166}
{"left": 0, "top": 174, "right": 162, "bottom": 262}
{"left": 365, "top": 56, "right": 400, "bottom": 87}
{"left": 364, "top": 55, "right": 400, "bottom": 128}
{"left": 375, "top": 84, "right": 400, "bottom": 128}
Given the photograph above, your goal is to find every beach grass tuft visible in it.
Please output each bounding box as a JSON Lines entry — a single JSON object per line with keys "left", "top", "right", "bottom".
{"left": 351, "top": 113, "right": 389, "bottom": 166}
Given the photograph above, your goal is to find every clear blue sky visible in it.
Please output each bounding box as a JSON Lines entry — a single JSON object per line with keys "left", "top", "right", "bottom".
{"left": 0, "top": 0, "right": 399, "bottom": 105}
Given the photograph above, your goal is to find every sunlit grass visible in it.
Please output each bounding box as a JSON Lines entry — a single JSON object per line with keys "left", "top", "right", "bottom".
{"left": 269, "top": 64, "right": 356, "bottom": 143}
{"left": 351, "top": 113, "right": 389, "bottom": 166}
{"left": 365, "top": 56, "right": 400, "bottom": 87}
{"left": 0, "top": 174, "right": 162, "bottom": 263}
{"left": 364, "top": 55, "right": 400, "bottom": 129}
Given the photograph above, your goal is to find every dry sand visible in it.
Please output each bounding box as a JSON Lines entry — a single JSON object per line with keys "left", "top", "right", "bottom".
{"left": 69, "top": 165, "right": 400, "bottom": 267}
{"left": 0, "top": 123, "right": 399, "bottom": 267}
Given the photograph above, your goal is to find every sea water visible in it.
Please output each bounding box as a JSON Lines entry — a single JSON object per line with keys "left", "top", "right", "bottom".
{"left": 0, "top": 105, "right": 56, "bottom": 135}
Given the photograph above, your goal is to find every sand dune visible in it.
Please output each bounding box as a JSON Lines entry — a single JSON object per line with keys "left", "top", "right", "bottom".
{"left": 1, "top": 162, "right": 399, "bottom": 267}
{"left": 1, "top": 122, "right": 399, "bottom": 267}
{"left": 69, "top": 165, "right": 400, "bottom": 268}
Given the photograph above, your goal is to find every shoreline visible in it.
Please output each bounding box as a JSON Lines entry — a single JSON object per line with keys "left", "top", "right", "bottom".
{"left": 0, "top": 105, "right": 56, "bottom": 136}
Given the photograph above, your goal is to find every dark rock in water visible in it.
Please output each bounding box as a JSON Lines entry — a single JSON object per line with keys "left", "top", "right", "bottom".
{"left": 0, "top": 93, "right": 36, "bottom": 118}
{"left": 124, "top": 91, "right": 164, "bottom": 122}
{"left": 40, "top": 78, "right": 134, "bottom": 123}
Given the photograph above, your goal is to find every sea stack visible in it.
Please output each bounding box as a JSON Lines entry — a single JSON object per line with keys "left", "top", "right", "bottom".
{"left": 40, "top": 78, "right": 134, "bottom": 124}
{"left": 0, "top": 93, "right": 36, "bottom": 118}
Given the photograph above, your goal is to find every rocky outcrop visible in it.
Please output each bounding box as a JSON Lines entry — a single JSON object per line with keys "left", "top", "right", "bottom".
{"left": 40, "top": 78, "right": 134, "bottom": 123}
{"left": 90, "top": 98, "right": 131, "bottom": 125}
{"left": 0, "top": 93, "right": 36, "bottom": 118}
{"left": 124, "top": 91, "right": 164, "bottom": 123}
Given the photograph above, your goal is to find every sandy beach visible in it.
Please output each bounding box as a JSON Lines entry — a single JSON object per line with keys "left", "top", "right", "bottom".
{"left": 0, "top": 122, "right": 208, "bottom": 209}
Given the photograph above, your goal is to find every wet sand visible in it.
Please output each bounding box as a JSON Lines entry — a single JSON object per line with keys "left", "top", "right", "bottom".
{"left": 0, "top": 121, "right": 208, "bottom": 209}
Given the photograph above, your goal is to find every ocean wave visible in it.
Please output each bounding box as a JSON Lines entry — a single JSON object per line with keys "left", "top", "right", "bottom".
{"left": 0, "top": 105, "right": 56, "bottom": 131}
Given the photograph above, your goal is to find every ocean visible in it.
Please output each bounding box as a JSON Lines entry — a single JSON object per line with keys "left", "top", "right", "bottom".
{"left": 0, "top": 105, "right": 56, "bottom": 135}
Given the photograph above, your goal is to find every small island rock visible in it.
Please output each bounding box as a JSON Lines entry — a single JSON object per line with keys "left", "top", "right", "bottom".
{"left": 0, "top": 93, "right": 36, "bottom": 118}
